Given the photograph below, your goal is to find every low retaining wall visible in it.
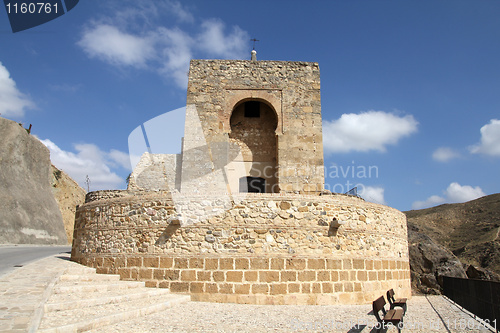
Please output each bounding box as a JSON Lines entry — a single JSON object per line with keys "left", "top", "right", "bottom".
{"left": 71, "top": 192, "right": 411, "bottom": 304}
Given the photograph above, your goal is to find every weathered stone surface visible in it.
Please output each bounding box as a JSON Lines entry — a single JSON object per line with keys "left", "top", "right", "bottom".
{"left": 407, "top": 223, "right": 467, "bottom": 294}
{"left": 0, "top": 117, "right": 67, "bottom": 244}
{"left": 464, "top": 264, "right": 500, "bottom": 281}
{"left": 50, "top": 165, "right": 86, "bottom": 243}
{"left": 72, "top": 191, "right": 412, "bottom": 304}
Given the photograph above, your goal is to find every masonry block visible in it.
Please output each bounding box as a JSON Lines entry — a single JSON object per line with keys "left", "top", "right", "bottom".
{"left": 170, "top": 282, "right": 189, "bottom": 292}
{"left": 259, "top": 271, "right": 279, "bottom": 283}
{"left": 251, "top": 258, "right": 269, "bottom": 270}
{"left": 143, "top": 257, "right": 159, "bottom": 268}
{"left": 226, "top": 271, "right": 243, "bottom": 282}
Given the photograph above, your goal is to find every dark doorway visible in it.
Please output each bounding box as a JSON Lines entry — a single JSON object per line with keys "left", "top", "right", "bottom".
{"left": 240, "top": 177, "right": 266, "bottom": 193}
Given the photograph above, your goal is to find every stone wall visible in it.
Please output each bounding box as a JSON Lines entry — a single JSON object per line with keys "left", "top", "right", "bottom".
{"left": 72, "top": 192, "right": 411, "bottom": 304}
{"left": 185, "top": 60, "right": 324, "bottom": 194}
{"left": 127, "top": 153, "right": 181, "bottom": 191}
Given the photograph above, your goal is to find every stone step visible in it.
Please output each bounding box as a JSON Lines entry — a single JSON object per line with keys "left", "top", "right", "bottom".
{"left": 37, "top": 259, "right": 191, "bottom": 332}
{"left": 38, "top": 293, "right": 190, "bottom": 332}
{"left": 63, "top": 266, "right": 97, "bottom": 275}
{"left": 52, "top": 280, "right": 145, "bottom": 294}
{"left": 44, "top": 288, "right": 173, "bottom": 312}
{"left": 58, "top": 273, "right": 121, "bottom": 282}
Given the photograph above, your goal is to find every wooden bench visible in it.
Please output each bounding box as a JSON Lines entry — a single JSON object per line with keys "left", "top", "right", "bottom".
{"left": 372, "top": 296, "right": 404, "bottom": 332}
{"left": 387, "top": 288, "right": 407, "bottom": 314}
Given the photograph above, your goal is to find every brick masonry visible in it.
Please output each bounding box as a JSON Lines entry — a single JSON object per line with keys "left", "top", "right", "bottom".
{"left": 77, "top": 254, "right": 410, "bottom": 305}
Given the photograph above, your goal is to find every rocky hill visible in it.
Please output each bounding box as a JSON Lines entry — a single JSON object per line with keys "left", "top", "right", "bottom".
{"left": 50, "top": 165, "right": 86, "bottom": 244}
{"left": 0, "top": 117, "right": 67, "bottom": 244}
{"left": 405, "top": 194, "right": 500, "bottom": 293}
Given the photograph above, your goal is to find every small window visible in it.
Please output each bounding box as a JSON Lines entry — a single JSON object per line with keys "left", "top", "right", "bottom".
{"left": 244, "top": 101, "right": 260, "bottom": 118}
{"left": 239, "top": 176, "right": 265, "bottom": 193}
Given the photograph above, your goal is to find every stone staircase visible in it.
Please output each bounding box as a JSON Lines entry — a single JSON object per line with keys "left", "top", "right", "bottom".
{"left": 37, "top": 265, "right": 190, "bottom": 332}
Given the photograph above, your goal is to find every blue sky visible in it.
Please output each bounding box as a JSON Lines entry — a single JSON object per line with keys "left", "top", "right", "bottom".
{"left": 1, "top": 0, "right": 499, "bottom": 211}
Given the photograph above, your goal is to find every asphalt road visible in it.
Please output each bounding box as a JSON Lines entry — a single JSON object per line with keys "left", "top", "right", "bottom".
{"left": 0, "top": 245, "right": 71, "bottom": 277}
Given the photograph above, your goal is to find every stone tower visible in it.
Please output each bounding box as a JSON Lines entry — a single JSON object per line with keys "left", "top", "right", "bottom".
{"left": 182, "top": 59, "right": 325, "bottom": 195}
{"left": 72, "top": 57, "right": 412, "bottom": 306}
{"left": 128, "top": 59, "right": 325, "bottom": 197}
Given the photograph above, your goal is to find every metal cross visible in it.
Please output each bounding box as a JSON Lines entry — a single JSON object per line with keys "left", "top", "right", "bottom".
{"left": 250, "top": 38, "right": 259, "bottom": 50}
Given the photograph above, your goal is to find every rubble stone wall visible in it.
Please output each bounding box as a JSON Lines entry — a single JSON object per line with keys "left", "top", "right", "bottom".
{"left": 72, "top": 191, "right": 411, "bottom": 304}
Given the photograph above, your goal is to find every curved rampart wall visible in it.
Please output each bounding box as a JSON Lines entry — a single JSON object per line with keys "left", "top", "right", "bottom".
{"left": 72, "top": 191, "right": 411, "bottom": 305}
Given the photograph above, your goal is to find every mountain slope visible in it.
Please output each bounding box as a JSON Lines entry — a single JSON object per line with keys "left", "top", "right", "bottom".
{"left": 0, "top": 117, "right": 67, "bottom": 244}
{"left": 405, "top": 193, "right": 500, "bottom": 277}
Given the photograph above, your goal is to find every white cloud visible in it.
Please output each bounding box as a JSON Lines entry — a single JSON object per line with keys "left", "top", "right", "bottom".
{"left": 323, "top": 111, "right": 418, "bottom": 153}
{"left": 444, "top": 182, "right": 485, "bottom": 203}
{"left": 0, "top": 62, "right": 35, "bottom": 118}
{"left": 197, "top": 20, "right": 249, "bottom": 59}
{"left": 166, "top": 1, "right": 194, "bottom": 23}
{"left": 78, "top": 24, "right": 155, "bottom": 68}
{"left": 432, "top": 147, "right": 461, "bottom": 162}
{"left": 40, "top": 139, "right": 130, "bottom": 191}
{"left": 359, "top": 186, "right": 386, "bottom": 205}
{"left": 76, "top": 3, "right": 249, "bottom": 89}
{"left": 469, "top": 119, "right": 500, "bottom": 157}
{"left": 411, "top": 195, "right": 446, "bottom": 210}
{"left": 156, "top": 27, "right": 194, "bottom": 88}
{"left": 411, "top": 182, "right": 485, "bottom": 209}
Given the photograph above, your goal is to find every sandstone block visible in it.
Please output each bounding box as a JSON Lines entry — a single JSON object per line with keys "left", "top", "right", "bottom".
{"left": 352, "top": 259, "right": 364, "bottom": 270}
{"left": 190, "top": 282, "right": 204, "bottom": 293}
{"left": 244, "top": 271, "right": 258, "bottom": 282}
{"left": 317, "top": 271, "right": 330, "bottom": 281}
{"left": 181, "top": 270, "right": 197, "bottom": 281}
{"left": 170, "top": 282, "right": 189, "bottom": 292}
{"left": 288, "top": 283, "right": 300, "bottom": 293}
{"left": 189, "top": 258, "right": 204, "bottom": 269}
{"left": 286, "top": 258, "right": 306, "bottom": 270}
{"left": 235, "top": 258, "right": 249, "bottom": 269}
{"left": 164, "top": 269, "right": 180, "bottom": 281}
{"left": 252, "top": 284, "right": 269, "bottom": 294}
{"left": 143, "top": 257, "right": 159, "bottom": 268}
{"left": 326, "top": 259, "right": 342, "bottom": 270}
{"left": 298, "top": 270, "right": 316, "bottom": 282}
{"left": 220, "top": 258, "right": 234, "bottom": 270}
{"left": 197, "top": 271, "right": 211, "bottom": 281}
{"left": 235, "top": 284, "right": 251, "bottom": 294}
{"left": 226, "top": 271, "right": 243, "bottom": 282}
{"left": 127, "top": 257, "right": 142, "bottom": 267}
{"left": 250, "top": 258, "right": 269, "bottom": 270}
{"left": 307, "top": 259, "right": 326, "bottom": 269}
{"left": 322, "top": 282, "right": 333, "bottom": 293}
{"left": 160, "top": 257, "right": 173, "bottom": 268}
{"left": 259, "top": 271, "right": 279, "bottom": 282}
{"left": 270, "top": 284, "right": 287, "bottom": 295}
{"left": 174, "top": 258, "right": 188, "bottom": 269}
{"left": 281, "top": 271, "right": 297, "bottom": 282}
{"left": 205, "top": 258, "right": 219, "bottom": 270}
{"left": 139, "top": 268, "right": 152, "bottom": 279}
{"left": 213, "top": 271, "right": 225, "bottom": 282}
{"left": 271, "top": 258, "right": 285, "bottom": 270}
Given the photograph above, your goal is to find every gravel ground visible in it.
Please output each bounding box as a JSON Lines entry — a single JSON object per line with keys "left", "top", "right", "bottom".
{"left": 89, "top": 295, "right": 497, "bottom": 333}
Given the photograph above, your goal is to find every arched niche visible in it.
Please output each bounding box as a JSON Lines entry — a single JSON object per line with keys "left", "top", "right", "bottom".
{"left": 228, "top": 99, "right": 279, "bottom": 193}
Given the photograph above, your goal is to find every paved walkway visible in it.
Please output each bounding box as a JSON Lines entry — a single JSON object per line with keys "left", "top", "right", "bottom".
{"left": 0, "top": 253, "right": 497, "bottom": 333}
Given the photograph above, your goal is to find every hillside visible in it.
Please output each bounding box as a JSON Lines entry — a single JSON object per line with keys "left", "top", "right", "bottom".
{"left": 50, "top": 165, "right": 86, "bottom": 244}
{"left": 405, "top": 194, "right": 500, "bottom": 277}
{"left": 0, "top": 117, "right": 67, "bottom": 244}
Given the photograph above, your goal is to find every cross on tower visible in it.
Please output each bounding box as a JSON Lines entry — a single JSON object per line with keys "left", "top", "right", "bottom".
{"left": 250, "top": 38, "right": 259, "bottom": 50}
